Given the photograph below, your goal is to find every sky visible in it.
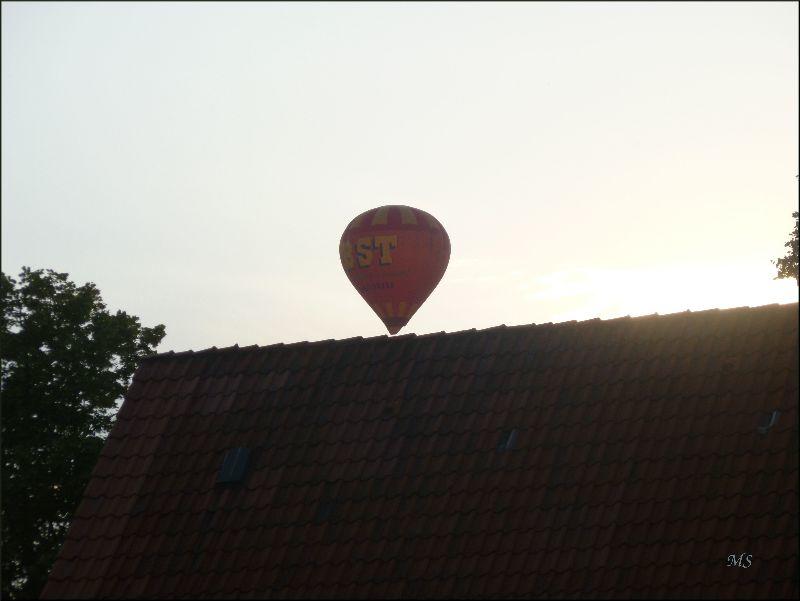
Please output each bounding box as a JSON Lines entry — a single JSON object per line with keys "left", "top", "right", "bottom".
{"left": 2, "top": 1, "right": 798, "bottom": 353}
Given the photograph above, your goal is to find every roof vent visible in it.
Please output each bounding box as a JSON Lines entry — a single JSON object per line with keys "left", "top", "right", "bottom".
{"left": 757, "top": 410, "right": 780, "bottom": 435}
{"left": 217, "top": 447, "right": 250, "bottom": 485}
{"left": 497, "top": 429, "right": 518, "bottom": 451}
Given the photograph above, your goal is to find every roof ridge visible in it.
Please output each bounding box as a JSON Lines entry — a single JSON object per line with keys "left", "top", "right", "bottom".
{"left": 140, "top": 301, "right": 798, "bottom": 361}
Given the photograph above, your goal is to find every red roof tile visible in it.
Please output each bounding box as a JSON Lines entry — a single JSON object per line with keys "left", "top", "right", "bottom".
{"left": 42, "top": 303, "right": 799, "bottom": 599}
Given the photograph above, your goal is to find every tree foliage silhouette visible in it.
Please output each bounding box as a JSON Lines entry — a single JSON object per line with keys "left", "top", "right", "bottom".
{"left": 773, "top": 211, "right": 799, "bottom": 285}
{"left": 1, "top": 268, "right": 166, "bottom": 599}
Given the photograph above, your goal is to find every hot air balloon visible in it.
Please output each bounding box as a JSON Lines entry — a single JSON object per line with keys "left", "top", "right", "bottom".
{"left": 340, "top": 205, "right": 450, "bottom": 335}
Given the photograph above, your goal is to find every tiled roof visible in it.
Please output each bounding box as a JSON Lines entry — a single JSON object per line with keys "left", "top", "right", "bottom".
{"left": 42, "top": 303, "right": 799, "bottom": 599}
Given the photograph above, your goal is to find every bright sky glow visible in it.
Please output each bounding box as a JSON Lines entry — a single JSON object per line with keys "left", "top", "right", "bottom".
{"left": 2, "top": 2, "right": 797, "bottom": 352}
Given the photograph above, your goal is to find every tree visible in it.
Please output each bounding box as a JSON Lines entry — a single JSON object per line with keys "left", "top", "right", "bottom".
{"left": 773, "top": 211, "right": 799, "bottom": 285}
{"left": 1, "top": 267, "right": 166, "bottom": 599}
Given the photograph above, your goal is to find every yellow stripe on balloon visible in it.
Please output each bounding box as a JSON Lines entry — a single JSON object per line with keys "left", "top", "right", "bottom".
{"left": 399, "top": 207, "right": 417, "bottom": 225}
{"left": 371, "top": 207, "right": 389, "bottom": 225}
{"left": 384, "top": 302, "right": 395, "bottom": 318}
{"left": 397, "top": 301, "right": 408, "bottom": 317}
{"left": 423, "top": 213, "right": 440, "bottom": 230}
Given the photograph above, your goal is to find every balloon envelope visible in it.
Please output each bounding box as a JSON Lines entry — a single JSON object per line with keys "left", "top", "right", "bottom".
{"left": 340, "top": 205, "right": 451, "bottom": 334}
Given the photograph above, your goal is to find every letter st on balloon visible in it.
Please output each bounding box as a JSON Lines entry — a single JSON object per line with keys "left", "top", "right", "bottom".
{"left": 340, "top": 236, "right": 398, "bottom": 269}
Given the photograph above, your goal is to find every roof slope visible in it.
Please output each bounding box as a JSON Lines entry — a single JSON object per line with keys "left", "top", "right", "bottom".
{"left": 42, "top": 303, "right": 799, "bottom": 599}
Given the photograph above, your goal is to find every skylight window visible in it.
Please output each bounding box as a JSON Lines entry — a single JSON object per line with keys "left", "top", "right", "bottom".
{"left": 217, "top": 447, "right": 250, "bottom": 485}
{"left": 315, "top": 501, "right": 336, "bottom": 523}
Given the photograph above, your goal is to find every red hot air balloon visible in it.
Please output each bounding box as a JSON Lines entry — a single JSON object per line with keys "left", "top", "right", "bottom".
{"left": 340, "top": 205, "right": 450, "bottom": 335}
